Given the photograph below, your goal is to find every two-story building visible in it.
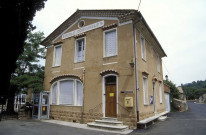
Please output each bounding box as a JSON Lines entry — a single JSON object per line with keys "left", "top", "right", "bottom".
{"left": 41, "top": 9, "right": 167, "bottom": 129}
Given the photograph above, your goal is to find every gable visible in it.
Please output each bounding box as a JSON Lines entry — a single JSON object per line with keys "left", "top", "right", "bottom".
{"left": 53, "top": 17, "right": 118, "bottom": 44}
{"left": 41, "top": 10, "right": 136, "bottom": 46}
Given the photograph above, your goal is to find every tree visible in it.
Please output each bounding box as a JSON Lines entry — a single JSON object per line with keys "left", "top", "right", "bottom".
{"left": 0, "top": 0, "right": 47, "bottom": 103}
{"left": 7, "top": 31, "right": 45, "bottom": 113}
{"left": 182, "top": 79, "right": 206, "bottom": 100}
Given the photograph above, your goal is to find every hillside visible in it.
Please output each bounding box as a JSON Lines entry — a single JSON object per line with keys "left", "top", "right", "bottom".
{"left": 182, "top": 80, "right": 206, "bottom": 100}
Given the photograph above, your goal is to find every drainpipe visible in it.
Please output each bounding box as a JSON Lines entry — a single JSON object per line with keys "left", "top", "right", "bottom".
{"left": 133, "top": 14, "right": 142, "bottom": 122}
{"left": 80, "top": 69, "right": 85, "bottom": 123}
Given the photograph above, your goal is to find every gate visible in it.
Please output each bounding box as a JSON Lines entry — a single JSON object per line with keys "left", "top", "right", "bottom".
{"left": 32, "top": 92, "right": 50, "bottom": 119}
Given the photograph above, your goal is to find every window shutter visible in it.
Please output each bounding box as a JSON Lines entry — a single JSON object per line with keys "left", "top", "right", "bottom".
{"left": 76, "top": 81, "right": 83, "bottom": 106}
{"left": 105, "top": 30, "right": 117, "bottom": 57}
{"left": 141, "top": 37, "right": 146, "bottom": 59}
{"left": 52, "top": 83, "right": 57, "bottom": 104}
{"left": 54, "top": 46, "right": 62, "bottom": 66}
{"left": 59, "top": 80, "right": 74, "bottom": 105}
{"left": 76, "top": 39, "right": 85, "bottom": 62}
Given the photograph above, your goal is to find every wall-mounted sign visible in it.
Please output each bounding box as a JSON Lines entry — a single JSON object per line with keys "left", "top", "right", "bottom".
{"left": 110, "top": 93, "right": 114, "bottom": 97}
{"left": 62, "top": 20, "right": 104, "bottom": 40}
{"left": 120, "top": 91, "right": 133, "bottom": 94}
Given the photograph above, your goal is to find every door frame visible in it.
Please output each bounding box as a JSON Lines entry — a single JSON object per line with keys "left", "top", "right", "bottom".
{"left": 102, "top": 74, "right": 118, "bottom": 117}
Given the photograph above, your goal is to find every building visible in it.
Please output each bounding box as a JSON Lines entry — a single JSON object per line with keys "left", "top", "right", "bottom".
{"left": 164, "top": 83, "right": 171, "bottom": 112}
{"left": 177, "top": 86, "right": 184, "bottom": 100}
{"left": 14, "top": 89, "right": 33, "bottom": 112}
{"left": 41, "top": 9, "right": 167, "bottom": 129}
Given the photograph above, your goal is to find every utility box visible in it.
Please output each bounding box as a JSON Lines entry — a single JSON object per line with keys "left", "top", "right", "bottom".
{"left": 124, "top": 97, "right": 133, "bottom": 107}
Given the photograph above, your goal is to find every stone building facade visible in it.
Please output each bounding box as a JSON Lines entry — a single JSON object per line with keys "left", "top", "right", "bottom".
{"left": 41, "top": 10, "right": 167, "bottom": 129}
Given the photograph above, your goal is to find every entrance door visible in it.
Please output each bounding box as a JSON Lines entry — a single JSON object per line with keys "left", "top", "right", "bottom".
{"left": 105, "top": 76, "right": 117, "bottom": 117}
{"left": 164, "top": 93, "right": 170, "bottom": 112}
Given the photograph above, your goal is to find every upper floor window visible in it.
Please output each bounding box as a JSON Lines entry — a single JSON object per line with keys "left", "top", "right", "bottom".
{"left": 75, "top": 38, "right": 85, "bottom": 63}
{"left": 53, "top": 45, "right": 62, "bottom": 67}
{"left": 104, "top": 29, "right": 117, "bottom": 57}
{"left": 141, "top": 36, "right": 146, "bottom": 60}
{"left": 157, "top": 53, "right": 160, "bottom": 72}
{"left": 51, "top": 79, "right": 83, "bottom": 106}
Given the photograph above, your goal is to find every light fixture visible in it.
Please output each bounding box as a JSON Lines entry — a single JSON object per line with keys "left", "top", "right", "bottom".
{"left": 129, "top": 60, "right": 134, "bottom": 68}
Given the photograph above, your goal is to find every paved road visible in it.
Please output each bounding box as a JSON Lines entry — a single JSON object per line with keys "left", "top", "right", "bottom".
{"left": 0, "top": 101, "right": 205, "bottom": 135}
{"left": 0, "top": 119, "right": 116, "bottom": 135}
{"left": 130, "top": 101, "right": 206, "bottom": 135}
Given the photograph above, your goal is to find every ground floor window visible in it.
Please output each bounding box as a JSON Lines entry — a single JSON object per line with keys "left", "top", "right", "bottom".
{"left": 51, "top": 79, "right": 83, "bottom": 106}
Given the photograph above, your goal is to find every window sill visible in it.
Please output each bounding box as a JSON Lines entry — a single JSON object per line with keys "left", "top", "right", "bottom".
{"left": 50, "top": 104, "right": 82, "bottom": 107}
{"left": 74, "top": 60, "right": 85, "bottom": 64}
{"left": 52, "top": 65, "right": 61, "bottom": 68}
{"left": 103, "top": 54, "right": 117, "bottom": 59}
{"left": 142, "top": 58, "right": 146, "bottom": 62}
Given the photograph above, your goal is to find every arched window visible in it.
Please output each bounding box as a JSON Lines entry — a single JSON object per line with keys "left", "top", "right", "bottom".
{"left": 51, "top": 79, "right": 83, "bottom": 106}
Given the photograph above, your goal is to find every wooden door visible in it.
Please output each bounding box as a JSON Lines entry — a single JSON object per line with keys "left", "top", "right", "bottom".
{"left": 105, "top": 84, "right": 117, "bottom": 117}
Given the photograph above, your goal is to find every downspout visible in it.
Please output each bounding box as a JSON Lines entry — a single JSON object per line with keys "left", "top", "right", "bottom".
{"left": 80, "top": 69, "right": 85, "bottom": 123}
{"left": 133, "top": 15, "right": 142, "bottom": 122}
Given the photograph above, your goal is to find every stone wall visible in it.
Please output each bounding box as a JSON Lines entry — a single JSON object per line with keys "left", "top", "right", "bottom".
{"left": 139, "top": 111, "right": 154, "bottom": 121}
{"left": 198, "top": 94, "right": 206, "bottom": 103}
{"left": 50, "top": 109, "right": 103, "bottom": 124}
{"left": 173, "top": 98, "right": 188, "bottom": 112}
{"left": 18, "top": 109, "right": 32, "bottom": 120}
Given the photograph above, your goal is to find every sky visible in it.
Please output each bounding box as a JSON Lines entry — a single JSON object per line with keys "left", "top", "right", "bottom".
{"left": 33, "top": 0, "right": 206, "bottom": 86}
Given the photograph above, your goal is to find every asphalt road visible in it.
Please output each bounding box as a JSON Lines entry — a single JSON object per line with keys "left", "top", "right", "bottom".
{"left": 130, "top": 101, "right": 206, "bottom": 135}
{"left": 0, "top": 101, "right": 205, "bottom": 135}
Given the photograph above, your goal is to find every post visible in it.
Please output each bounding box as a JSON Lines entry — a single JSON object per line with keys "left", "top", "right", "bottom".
{"left": 0, "top": 104, "right": 3, "bottom": 121}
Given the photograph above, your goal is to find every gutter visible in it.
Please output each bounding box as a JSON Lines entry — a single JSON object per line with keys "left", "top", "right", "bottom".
{"left": 133, "top": 15, "right": 142, "bottom": 121}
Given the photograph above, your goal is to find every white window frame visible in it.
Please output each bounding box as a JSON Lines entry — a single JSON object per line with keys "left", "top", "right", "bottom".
{"left": 143, "top": 76, "right": 148, "bottom": 105}
{"left": 53, "top": 44, "right": 62, "bottom": 67}
{"left": 157, "top": 53, "right": 160, "bottom": 73}
{"left": 159, "top": 82, "right": 162, "bottom": 103}
{"left": 103, "top": 28, "right": 118, "bottom": 58}
{"left": 140, "top": 35, "right": 146, "bottom": 61}
{"left": 50, "top": 78, "right": 83, "bottom": 106}
{"left": 74, "top": 37, "right": 86, "bottom": 63}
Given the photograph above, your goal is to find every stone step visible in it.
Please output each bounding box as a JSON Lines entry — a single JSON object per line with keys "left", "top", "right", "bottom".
{"left": 158, "top": 116, "right": 167, "bottom": 121}
{"left": 87, "top": 122, "right": 128, "bottom": 131}
{"left": 95, "top": 119, "right": 123, "bottom": 126}
{"left": 101, "top": 117, "right": 117, "bottom": 121}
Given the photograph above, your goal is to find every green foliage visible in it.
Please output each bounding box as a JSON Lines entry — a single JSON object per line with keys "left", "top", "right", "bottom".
{"left": 164, "top": 80, "right": 180, "bottom": 99}
{"left": 10, "top": 31, "right": 45, "bottom": 94}
{"left": 182, "top": 80, "right": 206, "bottom": 100}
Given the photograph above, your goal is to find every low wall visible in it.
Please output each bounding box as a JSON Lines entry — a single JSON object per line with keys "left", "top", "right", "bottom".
{"left": 198, "top": 94, "right": 206, "bottom": 103}
{"left": 173, "top": 98, "right": 188, "bottom": 112}
{"left": 18, "top": 109, "right": 32, "bottom": 120}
